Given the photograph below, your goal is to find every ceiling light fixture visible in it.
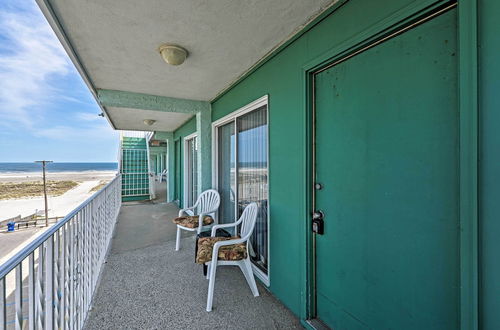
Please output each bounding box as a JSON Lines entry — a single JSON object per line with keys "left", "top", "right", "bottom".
{"left": 158, "top": 44, "right": 188, "bottom": 66}
{"left": 143, "top": 119, "right": 156, "bottom": 126}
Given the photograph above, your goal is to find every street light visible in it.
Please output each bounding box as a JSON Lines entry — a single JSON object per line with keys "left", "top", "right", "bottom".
{"left": 35, "top": 160, "right": 53, "bottom": 227}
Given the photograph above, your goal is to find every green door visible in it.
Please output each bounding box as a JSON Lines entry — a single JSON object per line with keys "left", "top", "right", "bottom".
{"left": 313, "top": 9, "right": 459, "bottom": 329}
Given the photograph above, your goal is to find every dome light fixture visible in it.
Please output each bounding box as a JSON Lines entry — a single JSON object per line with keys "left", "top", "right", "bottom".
{"left": 143, "top": 119, "right": 156, "bottom": 126}
{"left": 158, "top": 44, "right": 188, "bottom": 66}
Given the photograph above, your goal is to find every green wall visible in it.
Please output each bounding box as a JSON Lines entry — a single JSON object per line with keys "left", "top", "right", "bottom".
{"left": 168, "top": 0, "right": 498, "bottom": 326}
{"left": 479, "top": 0, "right": 500, "bottom": 328}
{"left": 211, "top": 0, "right": 445, "bottom": 319}
{"left": 149, "top": 146, "right": 167, "bottom": 174}
{"left": 149, "top": 146, "right": 167, "bottom": 154}
{"left": 173, "top": 117, "right": 196, "bottom": 207}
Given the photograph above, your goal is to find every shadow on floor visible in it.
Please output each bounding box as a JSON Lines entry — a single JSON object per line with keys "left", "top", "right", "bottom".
{"left": 85, "top": 202, "right": 301, "bottom": 329}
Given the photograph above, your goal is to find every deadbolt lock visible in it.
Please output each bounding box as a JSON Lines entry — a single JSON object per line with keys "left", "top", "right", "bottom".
{"left": 314, "top": 183, "right": 323, "bottom": 190}
{"left": 312, "top": 210, "right": 324, "bottom": 235}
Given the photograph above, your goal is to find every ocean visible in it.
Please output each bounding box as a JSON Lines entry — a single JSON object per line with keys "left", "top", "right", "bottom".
{"left": 0, "top": 162, "right": 118, "bottom": 173}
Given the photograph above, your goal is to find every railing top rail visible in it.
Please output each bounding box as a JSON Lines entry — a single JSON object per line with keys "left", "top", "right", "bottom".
{"left": 120, "top": 130, "right": 152, "bottom": 139}
{"left": 0, "top": 174, "right": 121, "bottom": 279}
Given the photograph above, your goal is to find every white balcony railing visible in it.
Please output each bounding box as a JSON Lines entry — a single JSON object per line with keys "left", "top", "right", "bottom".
{"left": 0, "top": 175, "right": 121, "bottom": 329}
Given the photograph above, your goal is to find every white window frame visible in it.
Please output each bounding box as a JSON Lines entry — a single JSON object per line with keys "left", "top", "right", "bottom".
{"left": 211, "top": 95, "right": 270, "bottom": 286}
{"left": 183, "top": 132, "right": 198, "bottom": 208}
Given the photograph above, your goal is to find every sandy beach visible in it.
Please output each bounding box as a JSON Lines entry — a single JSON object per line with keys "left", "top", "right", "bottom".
{"left": 0, "top": 170, "right": 116, "bottom": 183}
{"left": 0, "top": 171, "right": 117, "bottom": 220}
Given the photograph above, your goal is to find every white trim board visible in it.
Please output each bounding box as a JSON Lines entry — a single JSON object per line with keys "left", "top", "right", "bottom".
{"left": 183, "top": 133, "right": 198, "bottom": 208}
{"left": 211, "top": 94, "right": 270, "bottom": 286}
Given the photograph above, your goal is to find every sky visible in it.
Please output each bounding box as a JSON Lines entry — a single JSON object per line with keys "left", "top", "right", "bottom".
{"left": 0, "top": 0, "right": 118, "bottom": 162}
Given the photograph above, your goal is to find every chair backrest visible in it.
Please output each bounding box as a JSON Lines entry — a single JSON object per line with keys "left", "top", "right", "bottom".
{"left": 196, "top": 189, "right": 220, "bottom": 214}
{"left": 239, "top": 203, "right": 258, "bottom": 239}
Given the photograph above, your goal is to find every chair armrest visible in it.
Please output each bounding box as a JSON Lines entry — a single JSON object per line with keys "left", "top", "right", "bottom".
{"left": 197, "top": 210, "right": 219, "bottom": 228}
{"left": 178, "top": 205, "right": 196, "bottom": 217}
{"left": 211, "top": 218, "right": 242, "bottom": 236}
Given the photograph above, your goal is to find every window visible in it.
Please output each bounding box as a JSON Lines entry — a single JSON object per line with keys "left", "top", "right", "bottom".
{"left": 184, "top": 133, "right": 198, "bottom": 207}
{"left": 213, "top": 96, "right": 269, "bottom": 283}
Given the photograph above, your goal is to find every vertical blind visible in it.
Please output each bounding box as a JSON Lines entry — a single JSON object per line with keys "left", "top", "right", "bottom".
{"left": 186, "top": 136, "right": 198, "bottom": 207}
{"left": 217, "top": 122, "right": 236, "bottom": 224}
{"left": 174, "top": 140, "right": 181, "bottom": 202}
{"left": 217, "top": 104, "right": 268, "bottom": 274}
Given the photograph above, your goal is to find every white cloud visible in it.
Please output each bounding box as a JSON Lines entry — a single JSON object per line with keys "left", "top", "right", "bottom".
{"left": 35, "top": 121, "right": 117, "bottom": 140}
{"left": 0, "top": 1, "right": 72, "bottom": 127}
{"left": 75, "top": 112, "right": 101, "bottom": 122}
{"left": 0, "top": 2, "right": 118, "bottom": 162}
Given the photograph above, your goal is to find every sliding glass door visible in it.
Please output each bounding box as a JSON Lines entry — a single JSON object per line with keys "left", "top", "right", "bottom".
{"left": 215, "top": 97, "right": 269, "bottom": 277}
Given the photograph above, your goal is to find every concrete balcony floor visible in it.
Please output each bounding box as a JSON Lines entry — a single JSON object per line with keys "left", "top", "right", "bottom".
{"left": 84, "top": 199, "right": 301, "bottom": 329}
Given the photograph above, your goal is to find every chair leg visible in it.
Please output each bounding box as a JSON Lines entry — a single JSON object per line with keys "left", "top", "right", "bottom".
{"left": 238, "top": 262, "right": 252, "bottom": 287}
{"left": 242, "top": 259, "right": 259, "bottom": 297}
{"left": 175, "top": 227, "right": 181, "bottom": 251}
{"left": 206, "top": 260, "right": 218, "bottom": 312}
{"left": 206, "top": 263, "right": 210, "bottom": 280}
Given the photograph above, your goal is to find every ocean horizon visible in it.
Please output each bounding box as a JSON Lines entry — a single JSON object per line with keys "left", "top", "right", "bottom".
{"left": 0, "top": 162, "right": 118, "bottom": 173}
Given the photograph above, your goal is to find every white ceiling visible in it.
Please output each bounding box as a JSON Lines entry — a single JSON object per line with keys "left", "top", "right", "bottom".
{"left": 45, "top": 0, "right": 336, "bottom": 131}
{"left": 49, "top": 0, "right": 335, "bottom": 101}
{"left": 107, "top": 107, "right": 193, "bottom": 131}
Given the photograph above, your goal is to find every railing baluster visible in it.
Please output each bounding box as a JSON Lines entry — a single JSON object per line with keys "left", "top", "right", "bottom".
{"left": 59, "top": 225, "right": 66, "bottom": 329}
{"left": 28, "top": 253, "right": 35, "bottom": 330}
{"left": 36, "top": 246, "right": 44, "bottom": 328}
{"left": 75, "top": 214, "right": 80, "bottom": 329}
{"left": 0, "top": 276, "right": 6, "bottom": 329}
{"left": 78, "top": 211, "right": 83, "bottom": 329}
{"left": 65, "top": 223, "right": 71, "bottom": 330}
{"left": 54, "top": 230, "right": 60, "bottom": 327}
{"left": 45, "top": 235, "right": 54, "bottom": 328}
{"left": 81, "top": 207, "right": 86, "bottom": 323}
{"left": 85, "top": 204, "right": 91, "bottom": 314}
{"left": 69, "top": 218, "right": 74, "bottom": 329}
{"left": 15, "top": 263, "right": 22, "bottom": 330}
{"left": 83, "top": 207, "right": 87, "bottom": 325}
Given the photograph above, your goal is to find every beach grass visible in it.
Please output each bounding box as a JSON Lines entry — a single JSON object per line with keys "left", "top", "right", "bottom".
{"left": 0, "top": 181, "right": 79, "bottom": 200}
{"left": 89, "top": 180, "right": 110, "bottom": 193}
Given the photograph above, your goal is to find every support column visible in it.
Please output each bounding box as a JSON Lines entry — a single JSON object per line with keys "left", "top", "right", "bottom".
{"left": 166, "top": 133, "right": 175, "bottom": 202}
{"left": 154, "top": 131, "right": 175, "bottom": 202}
{"left": 196, "top": 106, "right": 212, "bottom": 192}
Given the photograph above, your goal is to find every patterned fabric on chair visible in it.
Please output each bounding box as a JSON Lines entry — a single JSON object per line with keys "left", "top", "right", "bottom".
{"left": 172, "top": 215, "right": 214, "bottom": 228}
{"left": 196, "top": 236, "right": 247, "bottom": 264}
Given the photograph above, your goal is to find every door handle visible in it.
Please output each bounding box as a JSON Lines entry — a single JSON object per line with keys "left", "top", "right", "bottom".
{"left": 312, "top": 210, "right": 325, "bottom": 234}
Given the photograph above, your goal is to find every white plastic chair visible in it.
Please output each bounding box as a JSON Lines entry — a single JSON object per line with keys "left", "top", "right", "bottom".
{"left": 157, "top": 169, "right": 167, "bottom": 182}
{"left": 205, "top": 202, "right": 259, "bottom": 312}
{"left": 175, "top": 189, "right": 220, "bottom": 251}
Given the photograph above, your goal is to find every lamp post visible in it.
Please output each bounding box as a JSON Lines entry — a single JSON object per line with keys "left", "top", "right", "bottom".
{"left": 35, "top": 160, "right": 53, "bottom": 227}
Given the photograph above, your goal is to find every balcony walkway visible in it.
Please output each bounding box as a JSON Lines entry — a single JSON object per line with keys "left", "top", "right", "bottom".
{"left": 84, "top": 200, "right": 301, "bottom": 329}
